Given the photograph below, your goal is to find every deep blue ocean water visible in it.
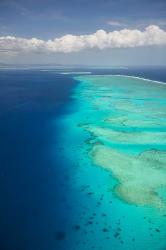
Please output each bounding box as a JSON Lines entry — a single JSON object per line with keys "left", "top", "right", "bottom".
{"left": 0, "top": 67, "right": 166, "bottom": 250}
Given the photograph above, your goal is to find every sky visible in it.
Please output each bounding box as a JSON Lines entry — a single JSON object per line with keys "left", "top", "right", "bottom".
{"left": 0, "top": 0, "right": 166, "bottom": 66}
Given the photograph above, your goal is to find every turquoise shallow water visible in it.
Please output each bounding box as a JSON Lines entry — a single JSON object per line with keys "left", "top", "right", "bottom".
{"left": 58, "top": 75, "right": 166, "bottom": 250}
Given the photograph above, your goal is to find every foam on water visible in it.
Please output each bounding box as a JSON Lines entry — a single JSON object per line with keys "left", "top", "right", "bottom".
{"left": 84, "top": 74, "right": 166, "bottom": 85}
{"left": 106, "top": 74, "right": 166, "bottom": 85}
{"left": 60, "top": 72, "right": 92, "bottom": 75}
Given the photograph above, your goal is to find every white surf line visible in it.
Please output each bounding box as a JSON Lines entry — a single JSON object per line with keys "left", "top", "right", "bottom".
{"left": 110, "top": 74, "right": 166, "bottom": 85}
{"left": 39, "top": 69, "right": 58, "bottom": 71}
{"left": 60, "top": 72, "right": 92, "bottom": 75}
{"left": 82, "top": 74, "right": 166, "bottom": 85}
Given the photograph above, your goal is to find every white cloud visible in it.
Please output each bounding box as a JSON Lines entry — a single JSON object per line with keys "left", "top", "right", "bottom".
{"left": 0, "top": 25, "right": 166, "bottom": 55}
{"left": 106, "top": 20, "right": 127, "bottom": 27}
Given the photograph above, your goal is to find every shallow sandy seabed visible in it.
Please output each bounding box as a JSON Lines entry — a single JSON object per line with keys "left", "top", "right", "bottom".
{"left": 86, "top": 126, "right": 166, "bottom": 145}
{"left": 90, "top": 144, "right": 166, "bottom": 210}
{"left": 106, "top": 115, "right": 166, "bottom": 128}
{"left": 75, "top": 75, "right": 166, "bottom": 211}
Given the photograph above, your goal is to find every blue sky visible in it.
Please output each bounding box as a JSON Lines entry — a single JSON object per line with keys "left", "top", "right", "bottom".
{"left": 0, "top": 0, "right": 166, "bottom": 65}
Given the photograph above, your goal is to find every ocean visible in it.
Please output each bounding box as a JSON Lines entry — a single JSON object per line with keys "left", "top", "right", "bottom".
{"left": 0, "top": 66, "right": 166, "bottom": 250}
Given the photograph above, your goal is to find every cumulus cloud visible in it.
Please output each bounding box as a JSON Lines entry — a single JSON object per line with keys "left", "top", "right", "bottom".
{"left": 0, "top": 25, "right": 166, "bottom": 55}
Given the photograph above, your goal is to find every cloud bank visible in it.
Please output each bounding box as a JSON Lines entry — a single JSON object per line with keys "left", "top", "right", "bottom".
{"left": 0, "top": 25, "right": 166, "bottom": 54}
